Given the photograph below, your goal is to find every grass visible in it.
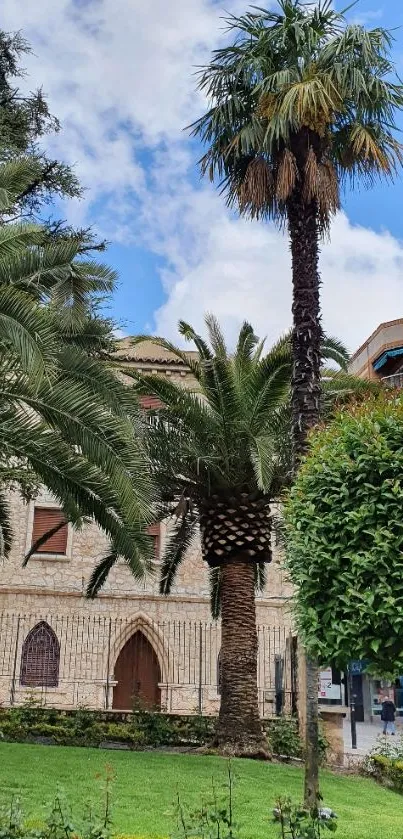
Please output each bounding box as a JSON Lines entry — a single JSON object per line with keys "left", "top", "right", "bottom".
{"left": 0, "top": 743, "right": 401, "bottom": 839}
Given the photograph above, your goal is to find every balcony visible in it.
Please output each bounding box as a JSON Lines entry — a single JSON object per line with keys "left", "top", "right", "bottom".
{"left": 382, "top": 373, "right": 403, "bottom": 389}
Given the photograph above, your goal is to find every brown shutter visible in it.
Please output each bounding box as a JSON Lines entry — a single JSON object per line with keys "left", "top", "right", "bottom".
{"left": 140, "top": 395, "right": 163, "bottom": 410}
{"left": 32, "top": 508, "right": 68, "bottom": 554}
{"left": 147, "top": 523, "right": 160, "bottom": 559}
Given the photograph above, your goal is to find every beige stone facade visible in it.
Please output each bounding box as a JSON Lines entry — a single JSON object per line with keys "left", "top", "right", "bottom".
{"left": 348, "top": 319, "right": 403, "bottom": 382}
{"left": 0, "top": 340, "right": 294, "bottom": 716}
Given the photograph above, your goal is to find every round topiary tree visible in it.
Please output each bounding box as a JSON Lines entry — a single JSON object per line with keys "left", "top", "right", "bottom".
{"left": 284, "top": 394, "right": 403, "bottom": 673}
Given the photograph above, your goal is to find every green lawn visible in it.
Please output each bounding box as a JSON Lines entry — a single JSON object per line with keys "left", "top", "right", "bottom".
{"left": 0, "top": 743, "right": 401, "bottom": 839}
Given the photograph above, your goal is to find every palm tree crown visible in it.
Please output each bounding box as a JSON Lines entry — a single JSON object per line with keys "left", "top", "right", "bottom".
{"left": 121, "top": 316, "right": 348, "bottom": 610}
{"left": 191, "top": 0, "right": 403, "bottom": 229}
{"left": 0, "top": 158, "right": 152, "bottom": 580}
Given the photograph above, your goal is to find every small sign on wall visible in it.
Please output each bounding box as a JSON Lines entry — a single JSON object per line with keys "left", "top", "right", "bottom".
{"left": 318, "top": 668, "right": 342, "bottom": 701}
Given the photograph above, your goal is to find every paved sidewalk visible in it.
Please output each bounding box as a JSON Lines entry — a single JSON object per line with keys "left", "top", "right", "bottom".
{"left": 343, "top": 719, "right": 403, "bottom": 757}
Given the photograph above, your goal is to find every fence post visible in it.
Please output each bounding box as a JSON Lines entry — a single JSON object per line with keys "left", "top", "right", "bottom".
{"left": 348, "top": 668, "right": 357, "bottom": 749}
{"left": 290, "top": 636, "right": 298, "bottom": 716}
{"left": 275, "top": 654, "right": 284, "bottom": 716}
{"left": 198, "top": 623, "right": 203, "bottom": 714}
{"left": 104, "top": 617, "right": 112, "bottom": 709}
{"left": 10, "top": 616, "right": 21, "bottom": 706}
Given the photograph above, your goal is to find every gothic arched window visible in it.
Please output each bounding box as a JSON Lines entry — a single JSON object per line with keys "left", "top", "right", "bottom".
{"left": 20, "top": 621, "right": 60, "bottom": 687}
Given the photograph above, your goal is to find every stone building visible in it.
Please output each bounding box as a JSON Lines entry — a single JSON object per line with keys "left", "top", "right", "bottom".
{"left": 348, "top": 318, "right": 403, "bottom": 385}
{"left": 0, "top": 339, "right": 294, "bottom": 716}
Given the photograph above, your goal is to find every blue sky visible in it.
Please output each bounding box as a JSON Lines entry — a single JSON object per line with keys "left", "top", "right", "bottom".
{"left": 3, "top": 0, "right": 403, "bottom": 352}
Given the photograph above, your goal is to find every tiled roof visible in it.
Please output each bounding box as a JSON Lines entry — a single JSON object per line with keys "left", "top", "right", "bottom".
{"left": 113, "top": 337, "right": 198, "bottom": 366}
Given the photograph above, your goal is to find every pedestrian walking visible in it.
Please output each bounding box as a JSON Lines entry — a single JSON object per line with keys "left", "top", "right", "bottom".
{"left": 381, "top": 693, "right": 396, "bottom": 735}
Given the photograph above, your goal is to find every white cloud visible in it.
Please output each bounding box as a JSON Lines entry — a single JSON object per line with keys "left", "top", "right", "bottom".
{"left": 3, "top": 0, "right": 403, "bottom": 355}
{"left": 151, "top": 181, "right": 403, "bottom": 353}
{"left": 350, "top": 8, "right": 383, "bottom": 25}
{"left": 1, "top": 0, "right": 235, "bottom": 193}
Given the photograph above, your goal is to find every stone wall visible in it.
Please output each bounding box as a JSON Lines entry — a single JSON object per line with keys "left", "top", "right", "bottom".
{"left": 0, "top": 342, "right": 294, "bottom": 714}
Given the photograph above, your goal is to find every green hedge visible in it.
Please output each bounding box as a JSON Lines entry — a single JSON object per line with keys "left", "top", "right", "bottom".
{"left": 367, "top": 754, "right": 403, "bottom": 794}
{"left": 0, "top": 705, "right": 312, "bottom": 758}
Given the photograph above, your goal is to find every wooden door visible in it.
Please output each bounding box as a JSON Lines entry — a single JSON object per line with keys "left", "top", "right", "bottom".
{"left": 112, "top": 631, "right": 161, "bottom": 710}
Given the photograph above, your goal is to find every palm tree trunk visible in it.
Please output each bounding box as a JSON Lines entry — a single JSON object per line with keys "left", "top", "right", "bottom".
{"left": 214, "top": 560, "right": 269, "bottom": 757}
{"left": 288, "top": 187, "right": 321, "bottom": 809}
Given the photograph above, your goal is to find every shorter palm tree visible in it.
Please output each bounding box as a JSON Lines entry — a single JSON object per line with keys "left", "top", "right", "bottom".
{"left": 105, "top": 316, "right": 349, "bottom": 755}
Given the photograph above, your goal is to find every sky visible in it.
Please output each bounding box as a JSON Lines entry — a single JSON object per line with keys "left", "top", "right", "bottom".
{"left": 2, "top": 0, "right": 403, "bottom": 354}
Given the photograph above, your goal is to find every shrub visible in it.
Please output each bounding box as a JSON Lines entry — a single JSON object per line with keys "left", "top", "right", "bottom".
{"left": 264, "top": 717, "right": 328, "bottom": 763}
{"left": 364, "top": 734, "right": 403, "bottom": 794}
{"left": 388, "top": 760, "right": 403, "bottom": 794}
{"left": 284, "top": 394, "right": 403, "bottom": 672}
{"left": 367, "top": 754, "right": 403, "bottom": 793}
{"left": 266, "top": 718, "right": 302, "bottom": 759}
{"left": 273, "top": 797, "right": 337, "bottom": 838}
{"left": 0, "top": 705, "right": 307, "bottom": 756}
{"left": 71, "top": 706, "right": 98, "bottom": 736}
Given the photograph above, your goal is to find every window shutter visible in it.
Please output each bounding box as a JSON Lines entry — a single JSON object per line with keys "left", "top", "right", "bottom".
{"left": 140, "top": 395, "right": 163, "bottom": 410}
{"left": 32, "top": 508, "right": 68, "bottom": 554}
{"left": 147, "top": 523, "right": 160, "bottom": 559}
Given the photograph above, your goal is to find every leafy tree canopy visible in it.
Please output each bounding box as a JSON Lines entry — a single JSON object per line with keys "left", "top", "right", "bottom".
{"left": 284, "top": 394, "right": 403, "bottom": 674}
{"left": 0, "top": 30, "right": 81, "bottom": 221}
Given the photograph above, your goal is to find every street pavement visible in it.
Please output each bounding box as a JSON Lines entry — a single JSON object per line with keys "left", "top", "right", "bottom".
{"left": 343, "top": 719, "right": 402, "bottom": 758}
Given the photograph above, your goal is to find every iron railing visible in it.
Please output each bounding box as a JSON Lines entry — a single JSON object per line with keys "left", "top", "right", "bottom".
{"left": 0, "top": 612, "right": 297, "bottom": 717}
{"left": 382, "top": 373, "right": 403, "bottom": 389}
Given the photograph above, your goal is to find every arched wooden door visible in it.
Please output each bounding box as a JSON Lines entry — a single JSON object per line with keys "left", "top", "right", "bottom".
{"left": 112, "top": 630, "right": 161, "bottom": 710}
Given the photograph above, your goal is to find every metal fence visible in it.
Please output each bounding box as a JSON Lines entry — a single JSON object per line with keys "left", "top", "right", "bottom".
{"left": 0, "top": 612, "right": 297, "bottom": 717}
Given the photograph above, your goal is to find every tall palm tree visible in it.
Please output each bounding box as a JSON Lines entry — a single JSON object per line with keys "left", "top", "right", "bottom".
{"left": 91, "top": 316, "right": 348, "bottom": 756}
{"left": 189, "top": 0, "right": 403, "bottom": 800}
{"left": 0, "top": 158, "right": 152, "bottom": 581}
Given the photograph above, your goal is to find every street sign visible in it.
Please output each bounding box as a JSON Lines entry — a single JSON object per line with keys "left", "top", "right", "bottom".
{"left": 348, "top": 660, "right": 368, "bottom": 675}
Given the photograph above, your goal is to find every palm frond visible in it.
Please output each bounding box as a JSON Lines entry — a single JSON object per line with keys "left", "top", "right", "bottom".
{"left": 322, "top": 369, "right": 382, "bottom": 411}
{"left": 205, "top": 313, "right": 229, "bottom": 358}
{"left": 250, "top": 434, "right": 277, "bottom": 492}
{"left": 189, "top": 0, "right": 403, "bottom": 228}
{"left": 0, "top": 491, "right": 13, "bottom": 558}
{"left": 255, "top": 561, "right": 267, "bottom": 593}
{"left": 209, "top": 566, "right": 222, "bottom": 619}
{"left": 0, "top": 222, "right": 45, "bottom": 258}
{"left": 0, "top": 158, "right": 44, "bottom": 213}
{"left": 23, "top": 517, "right": 79, "bottom": 566}
{"left": 0, "top": 285, "right": 56, "bottom": 384}
{"left": 178, "top": 320, "right": 213, "bottom": 361}
{"left": 57, "top": 344, "right": 142, "bottom": 420}
{"left": 0, "top": 160, "right": 153, "bottom": 595}
{"left": 159, "top": 512, "right": 198, "bottom": 595}
{"left": 321, "top": 335, "right": 350, "bottom": 370}
{"left": 86, "top": 552, "right": 119, "bottom": 598}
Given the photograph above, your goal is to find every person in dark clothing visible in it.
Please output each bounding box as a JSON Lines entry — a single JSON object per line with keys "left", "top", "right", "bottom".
{"left": 381, "top": 694, "right": 396, "bottom": 735}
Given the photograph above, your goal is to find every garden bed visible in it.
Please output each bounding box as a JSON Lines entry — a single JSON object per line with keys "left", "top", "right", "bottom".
{"left": 0, "top": 705, "right": 305, "bottom": 758}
